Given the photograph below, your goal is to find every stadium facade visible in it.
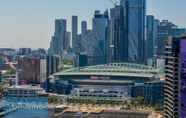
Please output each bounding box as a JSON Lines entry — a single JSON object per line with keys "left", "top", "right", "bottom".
{"left": 52, "top": 63, "right": 163, "bottom": 105}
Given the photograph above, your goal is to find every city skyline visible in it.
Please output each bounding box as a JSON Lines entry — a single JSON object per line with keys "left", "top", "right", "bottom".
{"left": 0, "top": 1, "right": 185, "bottom": 117}
{"left": 0, "top": 0, "right": 186, "bottom": 49}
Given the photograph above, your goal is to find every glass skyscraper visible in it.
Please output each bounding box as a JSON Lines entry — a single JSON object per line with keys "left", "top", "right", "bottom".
{"left": 109, "top": 5, "right": 126, "bottom": 63}
{"left": 157, "top": 20, "right": 186, "bottom": 56}
{"left": 81, "top": 21, "right": 87, "bottom": 35}
{"left": 92, "top": 10, "right": 109, "bottom": 64}
{"left": 50, "top": 19, "right": 67, "bottom": 55}
{"left": 72, "top": 16, "right": 79, "bottom": 53}
{"left": 120, "top": 0, "right": 146, "bottom": 63}
{"left": 146, "top": 15, "right": 158, "bottom": 65}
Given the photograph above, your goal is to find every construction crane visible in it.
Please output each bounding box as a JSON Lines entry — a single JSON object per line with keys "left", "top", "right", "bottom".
{"left": 109, "top": 0, "right": 120, "bottom": 6}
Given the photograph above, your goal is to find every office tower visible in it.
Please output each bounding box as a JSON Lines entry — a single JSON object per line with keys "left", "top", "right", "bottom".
{"left": 164, "top": 36, "right": 186, "bottom": 118}
{"left": 157, "top": 20, "right": 186, "bottom": 56}
{"left": 40, "top": 59, "right": 47, "bottom": 84}
{"left": 81, "top": 21, "right": 87, "bottom": 52}
{"left": 76, "top": 53, "right": 88, "bottom": 67}
{"left": 64, "top": 31, "right": 71, "bottom": 50}
{"left": 80, "top": 29, "right": 95, "bottom": 65}
{"left": 49, "top": 36, "right": 57, "bottom": 54}
{"left": 154, "top": 19, "right": 159, "bottom": 56}
{"left": 120, "top": 0, "right": 146, "bottom": 63}
{"left": 157, "top": 20, "right": 174, "bottom": 56}
{"left": 55, "top": 19, "right": 67, "bottom": 54}
{"left": 81, "top": 21, "right": 87, "bottom": 34}
{"left": 146, "top": 15, "right": 158, "bottom": 65}
{"left": 92, "top": 10, "right": 109, "bottom": 64}
{"left": 50, "top": 19, "right": 67, "bottom": 55}
{"left": 18, "top": 48, "right": 32, "bottom": 55}
{"left": 109, "top": 5, "right": 126, "bottom": 63}
{"left": 72, "top": 16, "right": 79, "bottom": 53}
{"left": 46, "top": 55, "right": 61, "bottom": 77}
{"left": 45, "top": 55, "right": 61, "bottom": 91}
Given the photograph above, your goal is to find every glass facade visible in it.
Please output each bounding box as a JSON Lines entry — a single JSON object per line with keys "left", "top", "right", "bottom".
{"left": 72, "top": 16, "right": 81, "bottom": 54}
{"left": 120, "top": 0, "right": 146, "bottom": 63}
{"left": 109, "top": 6, "right": 126, "bottom": 63}
{"left": 50, "top": 19, "right": 67, "bottom": 55}
{"left": 146, "top": 15, "right": 158, "bottom": 62}
{"left": 92, "top": 11, "right": 109, "bottom": 64}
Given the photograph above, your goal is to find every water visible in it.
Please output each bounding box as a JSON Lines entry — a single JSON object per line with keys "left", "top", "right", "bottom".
{"left": 2, "top": 97, "right": 53, "bottom": 118}
{"left": 4, "top": 109, "right": 53, "bottom": 118}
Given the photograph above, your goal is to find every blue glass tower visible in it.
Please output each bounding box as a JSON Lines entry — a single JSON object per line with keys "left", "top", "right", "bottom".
{"left": 92, "top": 10, "right": 109, "bottom": 64}
{"left": 146, "top": 15, "right": 158, "bottom": 65}
{"left": 50, "top": 19, "right": 67, "bottom": 55}
{"left": 109, "top": 5, "right": 126, "bottom": 63}
{"left": 120, "top": 0, "right": 146, "bottom": 63}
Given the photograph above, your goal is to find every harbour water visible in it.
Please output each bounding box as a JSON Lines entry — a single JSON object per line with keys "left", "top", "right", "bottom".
{"left": 2, "top": 85, "right": 51, "bottom": 118}
{"left": 3, "top": 109, "right": 53, "bottom": 118}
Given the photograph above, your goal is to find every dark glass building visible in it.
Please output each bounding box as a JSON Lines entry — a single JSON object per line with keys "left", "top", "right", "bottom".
{"left": 164, "top": 36, "right": 186, "bottom": 118}
{"left": 109, "top": 5, "right": 126, "bottom": 63}
{"left": 76, "top": 53, "right": 88, "bottom": 67}
{"left": 120, "top": 0, "right": 146, "bottom": 63}
{"left": 92, "top": 10, "right": 109, "bottom": 65}
{"left": 18, "top": 48, "right": 32, "bottom": 55}
{"left": 132, "top": 81, "right": 164, "bottom": 105}
{"left": 157, "top": 20, "right": 186, "bottom": 56}
{"left": 72, "top": 16, "right": 80, "bottom": 53}
{"left": 50, "top": 19, "right": 67, "bottom": 55}
{"left": 146, "top": 15, "right": 158, "bottom": 65}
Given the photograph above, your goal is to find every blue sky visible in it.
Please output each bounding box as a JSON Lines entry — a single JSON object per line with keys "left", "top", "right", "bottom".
{"left": 0, "top": 0, "right": 185, "bottom": 49}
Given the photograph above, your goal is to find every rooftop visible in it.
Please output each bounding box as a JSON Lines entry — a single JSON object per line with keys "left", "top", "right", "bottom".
{"left": 54, "top": 63, "right": 160, "bottom": 78}
{"left": 7, "top": 85, "right": 43, "bottom": 91}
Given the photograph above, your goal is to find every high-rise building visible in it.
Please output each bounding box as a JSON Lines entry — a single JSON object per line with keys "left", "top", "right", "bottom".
{"left": 146, "top": 15, "right": 158, "bottom": 65}
{"left": 109, "top": 5, "right": 126, "bottom": 63}
{"left": 46, "top": 55, "right": 61, "bottom": 77}
{"left": 80, "top": 30, "right": 96, "bottom": 65}
{"left": 80, "top": 21, "right": 87, "bottom": 53}
{"left": 76, "top": 53, "right": 88, "bottom": 67}
{"left": 154, "top": 19, "right": 160, "bottom": 56}
{"left": 40, "top": 59, "right": 47, "bottom": 84}
{"left": 157, "top": 20, "right": 186, "bottom": 56}
{"left": 18, "top": 48, "right": 32, "bottom": 55}
{"left": 92, "top": 10, "right": 109, "bottom": 64}
{"left": 164, "top": 36, "right": 186, "bottom": 118}
{"left": 50, "top": 19, "right": 67, "bottom": 55}
{"left": 17, "top": 57, "right": 41, "bottom": 84}
{"left": 72, "top": 16, "right": 79, "bottom": 53}
{"left": 120, "top": 0, "right": 146, "bottom": 63}
{"left": 44, "top": 55, "right": 62, "bottom": 91}
{"left": 81, "top": 21, "right": 87, "bottom": 34}
{"left": 64, "top": 31, "right": 71, "bottom": 50}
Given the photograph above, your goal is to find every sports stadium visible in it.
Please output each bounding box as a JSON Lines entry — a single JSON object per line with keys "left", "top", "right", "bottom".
{"left": 52, "top": 63, "right": 163, "bottom": 104}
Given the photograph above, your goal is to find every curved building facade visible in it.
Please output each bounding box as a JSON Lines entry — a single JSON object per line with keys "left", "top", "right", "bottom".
{"left": 52, "top": 63, "right": 163, "bottom": 105}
